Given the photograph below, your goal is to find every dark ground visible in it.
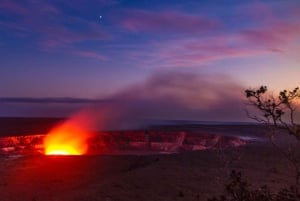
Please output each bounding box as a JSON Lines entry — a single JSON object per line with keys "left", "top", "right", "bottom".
{"left": 0, "top": 117, "right": 266, "bottom": 137}
{"left": 0, "top": 118, "right": 297, "bottom": 201}
{"left": 0, "top": 117, "right": 63, "bottom": 136}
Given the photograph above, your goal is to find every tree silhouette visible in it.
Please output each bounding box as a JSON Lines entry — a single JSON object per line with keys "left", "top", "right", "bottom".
{"left": 245, "top": 86, "right": 300, "bottom": 198}
{"left": 208, "top": 170, "right": 298, "bottom": 201}
{"left": 245, "top": 86, "right": 300, "bottom": 135}
{"left": 209, "top": 87, "right": 300, "bottom": 201}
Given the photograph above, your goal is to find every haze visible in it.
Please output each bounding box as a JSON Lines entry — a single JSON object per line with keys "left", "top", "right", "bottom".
{"left": 0, "top": 0, "right": 300, "bottom": 121}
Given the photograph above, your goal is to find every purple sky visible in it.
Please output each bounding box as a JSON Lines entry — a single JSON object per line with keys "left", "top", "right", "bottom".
{"left": 0, "top": 0, "right": 300, "bottom": 120}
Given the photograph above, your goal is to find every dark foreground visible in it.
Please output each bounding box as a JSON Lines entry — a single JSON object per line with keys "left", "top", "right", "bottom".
{"left": 0, "top": 142, "right": 296, "bottom": 201}
{"left": 0, "top": 118, "right": 297, "bottom": 201}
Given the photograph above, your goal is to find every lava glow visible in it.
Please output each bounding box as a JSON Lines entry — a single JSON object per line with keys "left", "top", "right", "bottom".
{"left": 47, "top": 150, "right": 72, "bottom": 155}
{"left": 44, "top": 120, "right": 90, "bottom": 155}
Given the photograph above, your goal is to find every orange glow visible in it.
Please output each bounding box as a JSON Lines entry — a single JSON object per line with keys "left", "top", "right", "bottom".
{"left": 47, "top": 150, "right": 75, "bottom": 155}
{"left": 44, "top": 120, "right": 90, "bottom": 155}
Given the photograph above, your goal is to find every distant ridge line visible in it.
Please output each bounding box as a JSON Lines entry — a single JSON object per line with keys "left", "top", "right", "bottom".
{"left": 0, "top": 97, "right": 107, "bottom": 104}
{"left": 144, "top": 120, "right": 259, "bottom": 126}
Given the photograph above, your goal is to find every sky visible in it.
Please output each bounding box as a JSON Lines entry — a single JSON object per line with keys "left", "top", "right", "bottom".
{"left": 0, "top": 0, "right": 300, "bottom": 121}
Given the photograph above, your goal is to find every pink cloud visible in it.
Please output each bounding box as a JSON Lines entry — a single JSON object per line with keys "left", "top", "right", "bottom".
{"left": 241, "top": 22, "right": 300, "bottom": 52}
{"left": 0, "top": 0, "right": 111, "bottom": 49}
{"left": 241, "top": 30, "right": 281, "bottom": 47}
{"left": 127, "top": 35, "right": 268, "bottom": 68}
{"left": 39, "top": 40, "right": 61, "bottom": 49}
{"left": 71, "top": 50, "right": 109, "bottom": 61}
{"left": 0, "top": 0, "right": 28, "bottom": 15}
{"left": 39, "top": 23, "right": 110, "bottom": 50}
{"left": 290, "top": 7, "right": 300, "bottom": 18}
{"left": 237, "top": 2, "right": 300, "bottom": 51}
{"left": 120, "top": 9, "right": 218, "bottom": 34}
{"left": 124, "top": 5, "right": 300, "bottom": 69}
{"left": 0, "top": 0, "right": 61, "bottom": 18}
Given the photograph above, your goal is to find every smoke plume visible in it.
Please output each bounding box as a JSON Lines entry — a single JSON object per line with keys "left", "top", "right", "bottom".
{"left": 68, "top": 71, "right": 247, "bottom": 131}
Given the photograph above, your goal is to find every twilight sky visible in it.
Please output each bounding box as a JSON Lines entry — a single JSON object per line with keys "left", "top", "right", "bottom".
{"left": 0, "top": 0, "right": 300, "bottom": 120}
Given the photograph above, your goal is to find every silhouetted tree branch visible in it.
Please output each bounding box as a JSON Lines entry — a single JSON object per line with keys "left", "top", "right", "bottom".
{"left": 245, "top": 86, "right": 300, "bottom": 137}
{"left": 245, "top": 85, "right": 300, "bottom": 198}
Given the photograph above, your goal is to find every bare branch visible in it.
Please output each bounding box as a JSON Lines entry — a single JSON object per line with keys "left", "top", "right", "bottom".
{"left": 245, "top": 85, "right": 300, "bottom": 194}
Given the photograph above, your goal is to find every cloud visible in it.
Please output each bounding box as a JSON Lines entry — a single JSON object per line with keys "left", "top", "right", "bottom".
{"left": 120, "top": 11, "right": 300, "bottom": 69}
{"left": 237, "top": 2, "right": 300, "bottom": 53}
{"left": 0, "top": 0, "right": 29, "bottom": 15}
{"left": 123, "top": 35, "right": 268, "bottom": 68}
{"left": 119, "top": 9, "right": 218, "bottom": 34}
{"left": 39, "top": 26, "right": 110, "bottom": 50}
{"left": 241, "top": 22, "right": 300, "bottom": 50}
{"left": 0, "top": 0, "right": 111, "bottom": 49}
{"left": 71, "top": 50, "right": 109, "bottom": 61}
{"left": 0, "top": 72, "right": 248, "bottom": 127}
{"left": 114, "top": 2, "right": 300, "bottom": 68}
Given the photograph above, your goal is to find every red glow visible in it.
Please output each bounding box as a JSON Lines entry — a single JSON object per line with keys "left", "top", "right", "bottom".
{"left": 44, "top": 120, "right": 89, "bottom": 155}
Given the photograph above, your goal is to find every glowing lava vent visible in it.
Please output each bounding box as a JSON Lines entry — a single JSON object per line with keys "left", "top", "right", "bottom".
{"left": 44, "top": 120, "right": 89, "bottom": 155}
